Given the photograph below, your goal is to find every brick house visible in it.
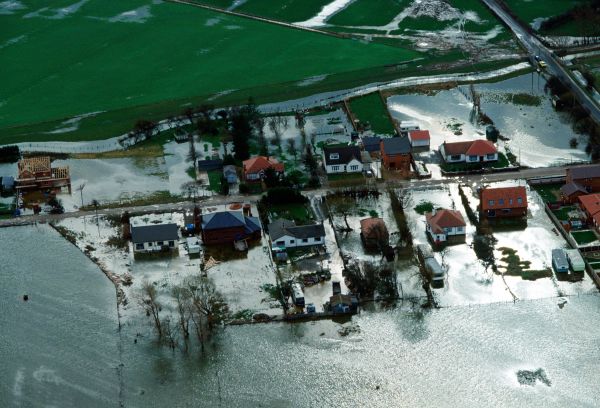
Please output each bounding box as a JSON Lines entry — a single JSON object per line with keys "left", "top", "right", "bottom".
{"left": 380, "top": 137, "right": 411, "bottom": 173}
{"left": 242, "top": 156, "right": 284, "bottom": 182}
{"left": 480, "top": 186, "right": 528, "bottom": 218}
{"left": 439, "top": 140, "right": 497, "bottom": 163}
{"left": 561, "top": 164, "right": 600, "bottom": 203}
{"left": 200, "top": 211, "right": 261, "bottom": 245}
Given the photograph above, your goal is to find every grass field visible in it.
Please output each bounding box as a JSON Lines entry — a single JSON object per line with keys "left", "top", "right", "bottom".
{"left": 571, "top": 230, "right": 598, "bottom": 246}
{"left": 0, "top": 0, "right": 421, "bottom": 140}
{"left": 348, "top": 92, "right": 396, "bottom": 134}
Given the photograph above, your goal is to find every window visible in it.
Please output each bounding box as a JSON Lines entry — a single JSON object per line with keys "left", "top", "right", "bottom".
{"left": 469, "top": 155, "right": 478, "bottom": 161}
{"left": 486, "top": 153, "right": 496, "bottom": 159}
{"left": 498, "top": 199, "right": 504, "bottom": 205}
{"left": 302, "top": 238, "right": 308, "bottom": 243}
{"left": 331, "top": 165, "right": 340, "bottom": 171}
{"left": 135, "top": 243, "right": 144, "bottom": 250}
{"left": 509, "top": 199, "right": 513, "bottom": 205}
{"left": 517, "top": 197, "right": 523, "bottom": 204}
{"left": 502, "top": 209, "right": 511, "bottom": 213}
{"left": 329, "top": 153, "right": 339, "bottom": 160}
{"left": 276, "top": 240, "right": 285, "bottom": 246}
{"left": 314, "top": 237, "right": 321, "bottom": 241}
{"left": 444, "top": 227, "right": 451, "bottom": 234}
{"left": 155, "top": 242, "right": 160, "bottom": 246}
{"left": 456, "top": 226, "right": 464, "bottom": 232}
{"left": 488, "top": 200, "right": 495, "bottom": 206}
{"left": 349, "top": 165, "right": 358, "bottom": 171}
{"left": 168, "top": 241, "right": 175, "bottom": 248}
{"left": 290, "top": 240, "right": 295, "bottom": 244}
{"left": 451, "top": 155, "right": 461, "bottom": 161}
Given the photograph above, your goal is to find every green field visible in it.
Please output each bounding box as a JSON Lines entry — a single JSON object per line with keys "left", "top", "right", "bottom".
{"left": 348, "top": 92, "right": 396, "bottom": 135}
{"left": 0, "top": 0, "right": 421, "bottom": 142}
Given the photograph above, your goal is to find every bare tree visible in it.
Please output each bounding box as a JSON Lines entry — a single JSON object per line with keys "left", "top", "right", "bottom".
{"left": 186, "top": 276, "right": 229, "bottom": 348}
{"left": 287, "top": 138, "right": 298, "bottom": 161}
{"left": 139, "top": 281, "right": 163, "bottom": 339}
{"left": 327, "top": 195, "right": 354, "bottom": 232}
{"left": 172, "top": 286, "right": 192, "bottom": 342}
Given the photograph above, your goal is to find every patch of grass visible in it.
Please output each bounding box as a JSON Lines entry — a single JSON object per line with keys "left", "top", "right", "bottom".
{"left": 496, "top": 247, "right": 552, "bottom": 280}
{"left": 207, "top": 170, "right": 222, "bottom": 192}
{"left": 348, "top": 92, "right": 396, "bottom": 135}
{"left": 186, "top": 166, "right": 197, "bottom": 180}
{"left": 552, "top": 206, "right": 577, "bottom": 221}
{"left": 531, "top": 183, "right": 561, "bottom": 204}
{"left": 414, "top": 201, "right": 434, "bottom": 215}
{"left": 571, "top": 230, "right": 598, "bottom": 245}
{"left": 80, "top": 190, "right": 182, "bottom": 210}
{"left": 268, "top": 203, "right": 312, "bottom": 224}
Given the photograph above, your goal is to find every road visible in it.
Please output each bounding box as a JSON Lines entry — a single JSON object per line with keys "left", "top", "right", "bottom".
{"left": 0, "top": 166, "right": 567, "bottom": 228}
{"left": 481, "top": 0, "right": 600, "bottom": 124}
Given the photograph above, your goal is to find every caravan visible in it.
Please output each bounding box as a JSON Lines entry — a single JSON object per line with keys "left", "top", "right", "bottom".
{"left": 291, "top": 283, "right": 305, "bottom": 307}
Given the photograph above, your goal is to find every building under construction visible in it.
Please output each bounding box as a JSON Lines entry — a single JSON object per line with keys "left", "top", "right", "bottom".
{"left": 15, "top": 156, "right": 71, "bottom": 193}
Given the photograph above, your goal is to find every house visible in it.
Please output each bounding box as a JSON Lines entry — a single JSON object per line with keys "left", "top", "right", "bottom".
{"left": 1, "top": 176, "right": 14, "bottom": 194}
{"left": 399, "top": 120, "right": 420, "bottom": 135}
{"left": 360, "top": 136, "right": 381, "bottom": 153}
{"left": 200, "top": 210, "right": 261, "bottom": 245}
{"left": 577, "top": 193, "right": 600, "bottom": 221}
{"left": 323, "top": 146, "right": 362, "bottom": 174}
{"left": 268, "top": 218, "right": 325, "bottom": 249}
{"left": 560, "top": 182, "right": 588, "bottom": 204}
{"left": 425, "top": 209, "right": 466, "bottom": 243}
{"left": 15, "top": 156, "right": 71, "bottom": 193}
{"left": 408, "top": 130, "right": 430, "bottom": 149}
{"left": 130, "top": 223, "right": 179, "bottom": 254}
{"left": 439, "top": 140, "right": 498, "bottom": 163}
{"left": 480, "top": 186, "right": 528, "bottom": 218}
{"left": 223, "top": 165, "right": 238, "bottom": 184}
{"left": 360, "top": 218, "right": 389, "bottom": 249}
{"left": 565, "top": 164, "right": 600, "bottom": 194}
{"left": 242, "top": 156, "right": 284, "bottom": 182}
{"left": 197, "top": 159, "right": 223, "bottom": 172}
{"left": 380, "top": 137, "right": 411, "bottom": 173}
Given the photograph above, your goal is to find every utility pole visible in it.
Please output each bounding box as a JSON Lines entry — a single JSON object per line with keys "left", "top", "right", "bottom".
{"left": 76, "top": 183, "right": 86, "bottom": 207}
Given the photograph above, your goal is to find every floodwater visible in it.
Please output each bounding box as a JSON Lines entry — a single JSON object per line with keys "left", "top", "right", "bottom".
{"left": 388, "top": 73, "right": 589, "bottom": 168}
{"left": 3, "top": 225, "right": 600, "bottom": 407}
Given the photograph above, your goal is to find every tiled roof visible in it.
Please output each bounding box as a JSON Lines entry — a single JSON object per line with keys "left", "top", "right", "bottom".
{"left": 442, "top": 140, "right": 496, "bottom": 156}
{"left": 360, "top": 218, "right": 388, "bottom": 239}
{"left": 243, "top": 156, "right": 284, "bottom": 174}
{"left": 323, "top": 146, "right": 362, "bottom": 166}
{"left": 480, "top": 186, "right": 527, "bottom": 211}
{"left": 578, "top": 194, "right": 600, "bottom": 216}
{"left": 201, "top": 211, "right": 261, "bottom": 233}
{"left": 408, "top": 130, "right": 430, "bottom": 141}
{"left": 560, "top": 182, "right": 587, "bottom": 197}
{"left": 268, "top": 218, "right": 325, "bottom": 240}
{"left": 381, "top": 137, "right": 411, "bottom": 155}
{"left": 426, "top": 209, "right": 466, "bottom": 234}
{"left": 568, "top": 164, "right": 600, "bottom": 180}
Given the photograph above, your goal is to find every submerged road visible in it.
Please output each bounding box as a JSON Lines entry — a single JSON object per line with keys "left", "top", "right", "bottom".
{"left": 481, "top": 0, "right": 600, "bottom": 124}
{"left": 0, "top": 166, "right": 568, "bottom": 228}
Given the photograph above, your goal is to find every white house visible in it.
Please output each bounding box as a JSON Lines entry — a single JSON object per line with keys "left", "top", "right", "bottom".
{"left": 269, "top": 219, "right": 326, "bottom": 249}
{"left": 131, "top": 223, "right": 179, "bottom": 254}
{"left": 425, "top": 209, "right": 466, "bottom": 243}
{"left": 323, "top": 146, "right": 363, "bottom": 174}
{"left": 439, "top": 140, "right": 498, "bottom": 163}
{"left": 408, "top": 130, "right": 431, "bottom": 148}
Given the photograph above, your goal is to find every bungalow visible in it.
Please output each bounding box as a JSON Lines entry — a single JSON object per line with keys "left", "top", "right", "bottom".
{"left": 425, "top": 209, "right": 466, "bottom": 243}
{"left": 408, "top": 130, "right": 431, "bottom": 149}
{"left": 439, "top": 140, "right": 498, "bottom": 163}
{"left": 268, "top": 218, "right": 326, "bottom": 249}
{"left": 360, "top": 218, "right": 389, "bottom": 249}
{"left": 200, "top": 210, "right": 261, "bottom": 245}
{"left": 480, "top": 186, "right": 528, "bottom": 218}
{"left": 130, "top": 223, "right": 179, "bottom": 254}
{"left": 223, "top": 165, "right": 238, "bottom": 184}
{"left": 565, "top": 164, "right": 600, "bottom": 194}
{"left": 323, "top": 146, "right": 362, "bottom": 174}
{"left": 242, "top": 156, "right": 284, "bottom": 182}
{"left": 380, "top": 137, "right": 411, "bottom": 173}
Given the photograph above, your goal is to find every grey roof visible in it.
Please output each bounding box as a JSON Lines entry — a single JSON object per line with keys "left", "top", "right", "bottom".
{"left": 569, "top": 164, "right": 600, "bottom": 180}
{"left": 131, "top": 223, "right": 179, "bottom": 244}
{"left": 560, "top": 182, "right": 587, "bottom": 196}
{"left": 201, "top": 211, "right": 261, "bottom": 234}
{"left": 381, "top": 137, "right": 411, "bottom": 154}
{"left": 268, "top": 218, "right": 325, "bottom": 240}
{"left": 197, "top": 159, "right": 223, "bottom": 171}
{"left": 323, "top": 146, "right": 362, "bottom": 166}
{"left": 223, "top": 165, "right": 237, "bottom": 176}
{"left": 361, "top": 136, "right": 381, "bottom": 152}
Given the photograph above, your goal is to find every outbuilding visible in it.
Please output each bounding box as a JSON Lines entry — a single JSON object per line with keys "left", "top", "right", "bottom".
{"left": 552, "top": 248, "right": 569, "bottom": 273}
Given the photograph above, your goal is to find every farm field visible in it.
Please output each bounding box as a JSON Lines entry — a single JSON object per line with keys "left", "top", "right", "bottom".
{"left": 0, "top": 0, "right": 421, "bottom": 143}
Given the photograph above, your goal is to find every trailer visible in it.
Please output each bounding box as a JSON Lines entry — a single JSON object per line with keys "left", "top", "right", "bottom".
{"left": 565, "top": 249, "right": 585, "bottom": 272}
{"left": 552, "top": 249, "right": 569, "bottom": 273}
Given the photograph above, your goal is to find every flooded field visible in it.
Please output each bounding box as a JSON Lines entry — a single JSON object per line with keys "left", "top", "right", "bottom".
{"left": 387, "top": 73, "right": 589, "bottom": 169}
{"left": 3, "top": 224, "right": 600, "bottom": 407}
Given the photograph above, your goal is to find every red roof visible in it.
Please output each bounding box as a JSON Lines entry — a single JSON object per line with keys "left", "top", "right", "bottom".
{"left": 578, "top": 194, "right": 600, "bottom": 216}
{"left": 243, "top": 156, "right": 284, "bottom": 175}
{"left": 409, "top": 130, "right": 430, "bottom": 141}
{"left": 442, "top": 139, "right": 497, "bottom": 156}
{"left": 425, "top": 209, "right": 466, "bottom": 234}
{"left": 480, "top": 186, "right": 527, "bottom": 211}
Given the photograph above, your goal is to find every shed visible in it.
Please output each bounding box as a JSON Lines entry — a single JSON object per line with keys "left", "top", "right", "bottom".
{"left": 551, "top": 249, "right": 569, "bottom": 273}
{"left": 565, "top": 249, "right": 585, "bottom": 272}
{"left": 197, "top": 159, "right": 223, "bottom": 172}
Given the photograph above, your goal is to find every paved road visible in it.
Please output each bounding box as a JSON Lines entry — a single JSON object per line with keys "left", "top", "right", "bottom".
{"left": 0, "top": 166, "right": 567, "bottom": 228}
{"left": 482, "top": 0, "right": 600, "bottom": 124}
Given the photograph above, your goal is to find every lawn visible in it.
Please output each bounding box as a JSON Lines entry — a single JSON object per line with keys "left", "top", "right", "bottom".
{"left": 207, "top": 170, "right": 222, "bottom": 192}
{"left": 531, "top": 183, "right": 561, "bottom": 204}
{"left": 268, "top": 203, "right": 313, "bottom": 224}
{"left": 552, "top": 205, "right": 577, "bottom": 221}
{"left": 0, "top": 0, "right": 420, "bottom": 142}
{"left": 571, "top": 230, "right": 598, "bottom": 246}
{"left": 348, "top": 92, "right": 396, "bottom": 135}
